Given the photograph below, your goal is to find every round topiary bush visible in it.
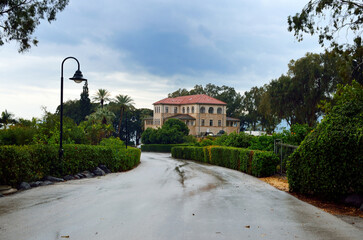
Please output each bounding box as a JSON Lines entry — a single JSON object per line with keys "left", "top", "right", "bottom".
{"left": 287, "top": 82, "right": 363, "bottom": 199}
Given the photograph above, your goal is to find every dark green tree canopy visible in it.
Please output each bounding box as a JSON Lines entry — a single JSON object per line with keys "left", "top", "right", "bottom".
{"left": 267, "top": 52, "right": 343, "bottom": 127}
{"left": 168, "top": 84, "right": 242, "bottom": 117}
{"left": 141, "top": 119, "right": 189, "bottom": 144}
{"left": 0, "top": 0, "right": 69, "bottom": 52}
{"left": 288, "top": 0, "right": 363, "bottom": 48}
{"left": 163, "top": 118, "right": 189, "bottom": 136}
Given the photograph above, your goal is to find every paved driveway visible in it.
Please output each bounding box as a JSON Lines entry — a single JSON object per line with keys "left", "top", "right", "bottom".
{"left": 0, "top": 152, "right": 362, "bottom": 240}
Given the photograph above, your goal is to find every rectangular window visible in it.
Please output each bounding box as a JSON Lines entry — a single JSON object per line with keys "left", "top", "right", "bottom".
{"left": 174, "top": 107, "right": 178, "bottom": 113}
{"left": 165, "top": 107, "right": 168, "bottom": 113}
{"left": 201, "top": 119, "right": 205, "bottom": 126}
{"left": 218, "top": 120, "right": 221, "bottom": 127}
{"left": 210, "top": 120, "right": 213, "bottom": 126}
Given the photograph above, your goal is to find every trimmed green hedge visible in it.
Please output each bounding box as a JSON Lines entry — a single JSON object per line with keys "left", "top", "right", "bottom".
{"left": 0, "top": 144, "right": 141, "bottom": 187}
{"left": 287, "top": 82, "right": 363, "bottom": 199}
{"left": 141, "top": 144, "right": 189, "bottom": 153}
{"left": 171, "top": 146, "right": 278, "bottom": 177}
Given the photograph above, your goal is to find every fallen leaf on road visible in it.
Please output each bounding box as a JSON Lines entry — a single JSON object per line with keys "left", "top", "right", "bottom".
{"left": 61, "top": 236, "right": 69, "bottom": 239}
{"left": 245, "top": 225, "right": 250, "bottom": 228}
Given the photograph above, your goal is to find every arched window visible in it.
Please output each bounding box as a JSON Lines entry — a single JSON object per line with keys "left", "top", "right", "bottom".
{"left": 174, "top": 107, "right": 178, "bottom": 113}
{"left": 208, "top": 107, "right": 214, "bottom": 114}
{"left": 187, "top": 107, "right": 190, "bottom": 113}
{"left": 200, "top": 107, "right": 205, "bottom": 113}
{"left": 217, "top": 107, "right": 222, "bottom": 114}
{"left": 183, "top": 107, "right": 185, "bottom": 114}
{"left": 191, "top": 107, "right": 195, "bottom": 113}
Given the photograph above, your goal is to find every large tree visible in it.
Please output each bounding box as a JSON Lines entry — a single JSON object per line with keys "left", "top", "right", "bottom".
{"left": 240, "top": 86, "right": 265, "bottom": 131}
{"left": 0, "top": 0, "right": 69, "bottom": 52}
{"left": 268, "top": 52, "right": 343, "bottom": 127}
{"left": 288, "top": 0, "right": 363, "bottom": 48}
{"left": 79, "top": 82, "right": 92, "bottom": 123}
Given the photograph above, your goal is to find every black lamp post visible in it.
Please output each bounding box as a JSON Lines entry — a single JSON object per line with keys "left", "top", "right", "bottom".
{"left": 59, "top": 57, "right": 87, "bottom": 160}
{"left": 125, "top": 113, "right": 137, "bottom": 149}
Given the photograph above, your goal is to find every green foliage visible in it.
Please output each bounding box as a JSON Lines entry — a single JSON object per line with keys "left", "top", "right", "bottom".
{"left": 79, "top": 82, "right": 92, "bottom": 123}
{"left": 171, "top": 146, "right": 204, "bottom": 161}
{"left": 33, "top": 112, "right": 87, "bottom": 145}
{"left": 0, "top": 0, "right": 70, "bottom": 52}
{"left": 251, "top": 151, "right": 279, "bottom": 177}
{"left": 249, "top": 135, "right": 274, "bottom": 151}
{"left": 287, "top": 82, "right": 363, "bottom": 199}
{"left": 0, "top": 125, "right": 38, "bottom": 145}
{"left": 141, "top": 119, "right": 189, "bottom": 144}
{"left": 288, "top": 0, "right": 362, "bottom": 48}
{"left": 200, "top": 139, "right": 213, "bottom": 147}
{"left": 184, "top": 135, "right": 197, "bottom": 144}
{"left": 268, "top": 53, "right": 343, "bottom": 127}
{"left": 141, "top": 144, "right": 188, "bottom": 153}
{"left": 100, "top": 137, "right": 125, "bottom": 149}
{"left": 92, "top": 89, "right": 111, "bottom": 108}
{"left": 214, "top": 132, "right": 252, "bottom": 148}
{"left": 163, "top": 118, "right": 190, "bottom": 135}
{"left": 0, "top": 143, "right": 141, "bottom": 187}
{"left": 171, "top": 146, "right": 278, "bottom": 178}
{"left": 239, "top": 149, "right": 253, "bottom": 174}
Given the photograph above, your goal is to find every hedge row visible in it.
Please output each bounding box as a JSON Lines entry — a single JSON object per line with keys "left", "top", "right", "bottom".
{"left": 141, "top": 144, "right": 190, "bottom": 153}
{"left": 171, "top": 146, "right": 279, "bottom": 177}
{"left": 0, "top": 144, "right": 141, "bottom": 187}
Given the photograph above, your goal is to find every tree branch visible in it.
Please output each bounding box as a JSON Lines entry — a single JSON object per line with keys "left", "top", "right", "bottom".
{"left": 0, "top": 0, "right": 30, "bottom": 15}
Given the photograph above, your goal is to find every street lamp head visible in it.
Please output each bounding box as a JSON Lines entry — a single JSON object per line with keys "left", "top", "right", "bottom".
{"left": 130, "top": 116, "right": 137, "bottom": 122}
{"left": 69, "top": 70, "right": 87, "bottom": 83}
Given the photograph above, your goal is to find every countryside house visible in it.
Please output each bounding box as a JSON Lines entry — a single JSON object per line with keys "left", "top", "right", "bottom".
{"left": 144, "top": 94, "right": 240, "bottom": 136}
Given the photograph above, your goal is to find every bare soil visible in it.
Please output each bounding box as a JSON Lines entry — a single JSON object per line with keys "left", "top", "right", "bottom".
{"left": 259, "top": 175, "right": 363, "bottom": 218}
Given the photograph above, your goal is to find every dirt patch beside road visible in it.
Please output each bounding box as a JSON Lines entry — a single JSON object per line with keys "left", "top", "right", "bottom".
{"left": 260, "top": 175, "right": 363, "bottom": 218}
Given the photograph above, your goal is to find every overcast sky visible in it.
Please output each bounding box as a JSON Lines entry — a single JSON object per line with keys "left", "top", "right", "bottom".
{"left": 0, "top": 0, "right": 323, "bottom": 119}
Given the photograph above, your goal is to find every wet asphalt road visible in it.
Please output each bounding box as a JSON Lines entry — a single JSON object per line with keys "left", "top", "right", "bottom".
{"left": 0, "top": 152, "right": 362, "bottom": 240}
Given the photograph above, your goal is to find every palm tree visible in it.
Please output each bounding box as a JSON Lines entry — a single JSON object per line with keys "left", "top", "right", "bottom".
{"left": 86, "top": 107, "right": 116, "bottom": 125}
{"left": 0, "top": 110, "right": 16, "bottom": 129}
{"left": 92, "top": 89, "right": 111, "bottom": 108}
{"left": 113, "top": 94, "right": 135, "bottom": 137}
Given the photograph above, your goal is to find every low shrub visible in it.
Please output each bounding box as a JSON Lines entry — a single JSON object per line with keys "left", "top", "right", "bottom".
{"left": 171, "top": 146, "right": 204, "bottom": 161}
{"left": 0, "top": 126, "right": 37, "bottom": 145}
{"left": 251, "top": 151, "right": 279, "bottom": 177}
{"left": 171, "top": 145, "right": 278, "bottom": 177}
{"left": 0, "top": 143, "right": 141, "bottom": 187}
{"left": 239, "top": 149, "right": 253, "bottom": 174}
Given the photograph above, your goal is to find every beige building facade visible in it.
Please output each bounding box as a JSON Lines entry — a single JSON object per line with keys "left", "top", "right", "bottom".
{"left": 144, "top": 94, "right": 240, "bottom": 136}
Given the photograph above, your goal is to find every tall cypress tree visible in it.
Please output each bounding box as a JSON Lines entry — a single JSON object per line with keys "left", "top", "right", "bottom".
{"left": 79, "top": 82, "right": 92, "bottom": 123}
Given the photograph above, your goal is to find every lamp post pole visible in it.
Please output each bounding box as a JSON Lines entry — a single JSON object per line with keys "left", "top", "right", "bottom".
{"left": 59, "top": 57, "right": 87, "bottom": 160}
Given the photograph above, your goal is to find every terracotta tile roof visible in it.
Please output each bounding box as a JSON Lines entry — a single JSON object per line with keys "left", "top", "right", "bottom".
{"left": 153, "top": 94, "right": 226, "bottom": 105}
